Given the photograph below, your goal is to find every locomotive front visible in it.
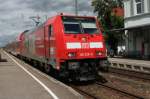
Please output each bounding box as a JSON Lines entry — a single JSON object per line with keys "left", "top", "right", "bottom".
{"left": 58, "top": 16, "right": 108, "bottom": 81}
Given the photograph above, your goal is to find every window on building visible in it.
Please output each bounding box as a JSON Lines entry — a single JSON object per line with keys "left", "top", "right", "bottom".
{"left": 135, "top": 0, "right": 144, "bottom": 14}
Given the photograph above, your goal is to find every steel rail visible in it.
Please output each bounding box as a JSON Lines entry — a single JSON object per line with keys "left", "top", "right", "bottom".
{"left": 70, "top": 85, "right": 99, "bottom": 99}
{"left": 96, "top": 82, "right": 144, "bottom": 99}
{"left": 109, "top": 67, "right": 150, "bottom": 81}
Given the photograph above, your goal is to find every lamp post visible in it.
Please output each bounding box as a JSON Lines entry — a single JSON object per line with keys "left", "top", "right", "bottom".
{"left": 75, "top": 0, "right": 78, "bottom": 16}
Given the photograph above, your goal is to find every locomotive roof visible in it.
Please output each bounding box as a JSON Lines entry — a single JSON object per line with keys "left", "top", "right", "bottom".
{"left": 20, "top": 14, "right": 97, "bottom": 36}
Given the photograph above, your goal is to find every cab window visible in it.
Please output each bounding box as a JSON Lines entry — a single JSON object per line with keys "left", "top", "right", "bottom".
{"left": 62, "top": 16, "right": 99, "bottom": 34}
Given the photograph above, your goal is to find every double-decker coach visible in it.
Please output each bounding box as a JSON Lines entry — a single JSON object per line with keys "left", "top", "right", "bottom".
{"left": 18, "top": 14, "right": 108, "bottom": 81}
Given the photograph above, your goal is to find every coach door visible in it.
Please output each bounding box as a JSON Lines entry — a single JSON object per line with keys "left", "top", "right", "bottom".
{"left": 48, "top": 25, "right": 56, "bottom": 67}
{"left": 45, "top": 24, "right": 56, "bottom": 67}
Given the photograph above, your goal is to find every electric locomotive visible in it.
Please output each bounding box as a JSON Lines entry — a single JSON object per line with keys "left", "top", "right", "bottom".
{"left": 13, "top": 14, "right": 108, "bottom": 81}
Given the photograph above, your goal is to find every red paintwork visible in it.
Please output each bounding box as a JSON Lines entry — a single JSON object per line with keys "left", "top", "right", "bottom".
{"left": 18, "top": 14, "right": 107, "bottom": 70}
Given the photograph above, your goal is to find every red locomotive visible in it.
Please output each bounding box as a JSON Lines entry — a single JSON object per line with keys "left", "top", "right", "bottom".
{"left": 7, "top": 14, "right": 108, "bottom": 81}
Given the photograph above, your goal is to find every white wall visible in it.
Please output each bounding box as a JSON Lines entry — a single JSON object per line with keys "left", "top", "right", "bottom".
{"left": 125, "top": 13, "right": 150, "bottom": 28}
{"left": 124, "top": 0, "right": 150, "bottom": 58}
{"left": 124, "top": 0, "right": 131, "bottom": 18}
{"left": 124, "top": 0, "right": 150, "bottom": 28}
{"left": 124, "top": 0, "right": 150, "bottom": 18}
{"left": 145, "top": 0, "right": 149, "bottom": 13}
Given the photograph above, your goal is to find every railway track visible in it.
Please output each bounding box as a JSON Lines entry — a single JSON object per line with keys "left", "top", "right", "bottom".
{"left": 68, "top": 66, "right": 150, "bottom": 99}
{"left": 108, "top": 67, "right": 150, "bottom": 82}
{"left": 98, "top": 68, "right": 150, "bottom": 99}
{"left": 95, "top": 82, "right": 144, "bottom": 99}
{"left": 69, "top": 70, "right": 149, "bottom": 99}
{"left": 70, "top": 79, "right": 146, "bottom": 99}
{"left": 12, "top": 52, "right": 149, "bottom": 99}
{"left": 71, "top": 85, "right": 98, "bottom": 99}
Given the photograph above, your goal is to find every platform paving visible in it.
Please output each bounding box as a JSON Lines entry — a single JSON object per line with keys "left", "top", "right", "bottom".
{"left": 0, "top": 50, "right": 83, "bottom": 99}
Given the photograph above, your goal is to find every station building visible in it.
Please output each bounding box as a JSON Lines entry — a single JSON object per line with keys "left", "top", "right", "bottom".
{"left": 123, "top": 0, "right": 150, "bottom": 59}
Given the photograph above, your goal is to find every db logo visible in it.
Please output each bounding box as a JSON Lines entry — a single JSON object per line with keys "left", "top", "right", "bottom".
{"left": 81, "top": 43, "right": 90, "bottom": 48}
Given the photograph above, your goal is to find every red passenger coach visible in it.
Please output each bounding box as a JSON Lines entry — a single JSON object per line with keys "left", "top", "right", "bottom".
{"left": 18, "top": 14, "right": 108, "bottom": 81}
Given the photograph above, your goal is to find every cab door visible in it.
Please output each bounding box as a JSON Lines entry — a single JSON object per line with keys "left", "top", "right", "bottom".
{"left": 45, "top": 25, "right": 52, "bottom": 60}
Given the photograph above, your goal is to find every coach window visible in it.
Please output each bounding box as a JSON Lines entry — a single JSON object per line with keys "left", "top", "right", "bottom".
{"left": 48, "top": 25, "right": 53, "bottom": 37}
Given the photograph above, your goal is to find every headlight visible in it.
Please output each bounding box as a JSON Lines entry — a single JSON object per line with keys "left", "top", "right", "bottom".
{"left": 68, "top": 52, "right": 76, "bottom": 58}
{"left": 96, "top": 51, "right": 102, "bottom": 56}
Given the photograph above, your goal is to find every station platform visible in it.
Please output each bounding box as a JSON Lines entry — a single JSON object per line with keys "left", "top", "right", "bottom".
{"left": 0, "top": 49, "right": 83, "bottom": 99}
{"left": 109, "top": 58, "right": 150, "bottom": 73}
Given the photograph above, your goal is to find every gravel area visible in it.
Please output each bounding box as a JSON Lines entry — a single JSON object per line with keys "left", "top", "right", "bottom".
{"left": 72, "top": 83, "right": 135, "bottom": 99}
{"left": 100, "top": 73, "right": 150, "bottom": 99}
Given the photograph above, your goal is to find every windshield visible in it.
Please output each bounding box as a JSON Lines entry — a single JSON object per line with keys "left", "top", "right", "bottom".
{"left": 62, "top": 16, "right": 99, "bottom": 34}
{"left": 64, "top": 22, "right": 82, "bottom": 33}
{"left": 81, "top": 22, "right": 98, "bottom": 34}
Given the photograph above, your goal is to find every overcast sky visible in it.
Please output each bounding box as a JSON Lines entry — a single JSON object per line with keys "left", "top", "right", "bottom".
{"left": 0, "top": 0, "right": 95, "bottom": 47}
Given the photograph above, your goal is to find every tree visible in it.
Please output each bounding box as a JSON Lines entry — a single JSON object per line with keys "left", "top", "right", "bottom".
{"left": 92, "top": 0, "right": 123, "bottom": 29}
{"left": 92, "top": 0, "right": 124, "bottom": 55}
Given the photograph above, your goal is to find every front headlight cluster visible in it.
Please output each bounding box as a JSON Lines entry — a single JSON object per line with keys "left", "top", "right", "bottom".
{"left": 68, "top": 52, "right": 76, "bottom": 58}
{"left": 96, "top": 51, "right": 102, "bottom": 56}
{"left": 96, "top": 51, "right": 106, "bottom": 56}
